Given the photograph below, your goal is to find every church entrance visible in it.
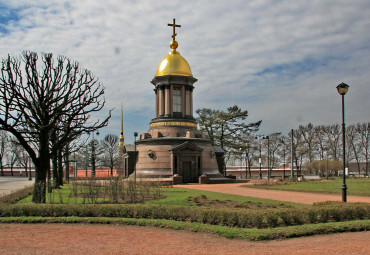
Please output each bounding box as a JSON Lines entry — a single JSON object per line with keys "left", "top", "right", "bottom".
{"left": 170, "top": 142, "right": 203, "bottom": 184}
{"left": 182, "top": 162, "right": 192, "bottom": 183}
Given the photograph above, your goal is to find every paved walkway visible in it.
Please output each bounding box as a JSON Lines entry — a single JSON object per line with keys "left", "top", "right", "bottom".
{"left": 176, "top": 183, "right": 370, "bottom": 204}
{"left": 1, "top": 224, "right": 369, "bottom": 255}
{"left": 0, "top": 177, "right": 34, "bottom": 197}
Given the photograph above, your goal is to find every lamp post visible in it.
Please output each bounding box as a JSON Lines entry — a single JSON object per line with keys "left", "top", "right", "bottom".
{"left": 337, "top": 82, "right": 349, "bottom": 202}
{"left": 28, "top": 157, "right": 32, "bottom": 181}
{"left": 134, "top": 132, "right": 138, "bottom": 184}
{"left": 281, "top": 139, "right": 286, "bottom": 180}
{"left": 291, "top": 129, "right": 295, "bottom": 178}
{"left": 239, "top": 148, "right": 243, "bottom": 179}
{"left": 85, "top": 144, "right": 88, "bottom": 177}
{"left": 255, "top": 135, "right": 264, "bottom": 179}
{"left": 91, "top": 131, "right": 100, "bottom": 177}
{"left": 264, "top": 136, "right": 270, "bottom": 180}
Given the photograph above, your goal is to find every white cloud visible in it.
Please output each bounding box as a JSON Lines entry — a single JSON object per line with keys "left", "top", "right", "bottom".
{"left": 1, "top": 0, "right": 369, "bottom": 143}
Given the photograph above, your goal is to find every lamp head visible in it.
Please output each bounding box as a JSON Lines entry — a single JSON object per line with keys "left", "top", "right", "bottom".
{"left": 336, "top": 82, "right": 349, "bottom": 95}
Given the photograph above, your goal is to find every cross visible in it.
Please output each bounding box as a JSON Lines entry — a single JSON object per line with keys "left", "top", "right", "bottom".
{"left": 168, "top": 18, "right": 181, "bottom": 41}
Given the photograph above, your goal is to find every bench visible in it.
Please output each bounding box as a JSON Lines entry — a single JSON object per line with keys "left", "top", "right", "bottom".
{"left": 302, "top": 175, "right": 322, "bottom": 181}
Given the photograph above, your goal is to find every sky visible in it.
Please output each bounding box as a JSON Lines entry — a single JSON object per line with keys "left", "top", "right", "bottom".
{"left": 1, "top": 0, "right": 369, "bottom": 144}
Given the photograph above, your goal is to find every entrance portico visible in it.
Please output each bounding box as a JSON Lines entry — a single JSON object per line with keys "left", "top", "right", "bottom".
{"left": 170, "top": 142, "right": 203, "bottom": 183}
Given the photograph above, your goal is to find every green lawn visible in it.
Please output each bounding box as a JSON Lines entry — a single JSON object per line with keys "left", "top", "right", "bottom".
{"left": 243, "top": 178, "right": 370, "bottom": 196}
{"left": 17, "top": 184, "right": 302, "bottom": 208}
{"left": 145, "top": 187, "right": 303, "bottom": 207}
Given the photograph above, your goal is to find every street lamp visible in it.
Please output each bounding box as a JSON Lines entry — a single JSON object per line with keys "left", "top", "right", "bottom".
{"left": 28, "top": 157, "right": 32, "bottom": 181}
{"left": 255, "top": 135, "right": 264, "bottom": 179}
{"left": 239, "top": 148, "right": 244, "bottom": 179}
{"left": 91, "top": 131, "right": 100, "bottom": 177}
{"left": 337, "top": 82, "right": 349, "bottom": 202}
{"left": 85, "top": 144, "right": 88, "bottom": 177}
{"left": 134, "top": 132, "right": 138, "bottom": 184}
{"left": 264, "top": 136, "right": 270, "bottom": 180}
{"left": 280, "top": 139, "right": 286, "bottom": 180}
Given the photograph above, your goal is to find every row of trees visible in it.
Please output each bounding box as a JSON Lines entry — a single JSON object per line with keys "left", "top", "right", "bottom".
{"left": 0, "top": 52, "right": 111, "bottom": 202}
{"left": 0, "top": 131, "right": 121, "bottom": 177}
{"left": 196, "top": 106, "right": 369, "bottom": 176}
{"left": 230, "top": 123, "right": 369, "bottom": 176}
{"left": 0, "top": 130, "right": 31, "bottom": 176}
{"left": 71, "top": 134, "right": 120, "bottom": 175}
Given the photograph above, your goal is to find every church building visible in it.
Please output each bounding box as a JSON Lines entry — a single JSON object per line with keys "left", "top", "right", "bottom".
{"left": 128, "top": 20, "right": 225, "bottom": 183}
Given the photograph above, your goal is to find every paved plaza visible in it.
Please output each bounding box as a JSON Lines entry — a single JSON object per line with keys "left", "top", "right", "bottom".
{"left": 177, "top": 183, "right": 370, "bottom": 204}
{"left": 0, "top": 176, "right": 34, "bottom": 197}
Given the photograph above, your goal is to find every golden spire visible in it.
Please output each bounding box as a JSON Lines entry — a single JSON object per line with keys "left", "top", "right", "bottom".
{"left": 118, "top": 105, "right": 125, "bottom": 151}
{"left": 120, "top": 105, "right": 124, "bottom": 137}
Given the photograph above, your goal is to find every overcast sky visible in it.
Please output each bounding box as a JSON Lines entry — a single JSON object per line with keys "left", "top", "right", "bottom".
{"left": 1, "top": 0, "right": 369, "bottom": 143}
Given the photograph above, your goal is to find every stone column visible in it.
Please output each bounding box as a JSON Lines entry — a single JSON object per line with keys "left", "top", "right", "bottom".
{"left": 165, "top": 86, "right": 170, "bottom": 116}
{"left": 181, "top": 86, "right": 186, "bottom": 117}
{"left": 190, "top": 90, "right": 193, "bottom": 117}
{"left": 169, "top": 85, "right": 173, "bottom": 116}
{"left": 170, "top": 152, "right": 174, "bottom": 175}
{"left": 159, "top": 88, "right": 165, "bottom": 116}
{"left": 155, "top": 89, "right": 159, "bottom": 117}
{"left": 185, "top": 89, "right": 190, "bottom": 116}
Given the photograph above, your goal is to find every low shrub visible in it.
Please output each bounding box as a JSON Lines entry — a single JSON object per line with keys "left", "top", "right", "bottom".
{"left": 266, "top": 212, "right": 279, "bottom": 228}
{"left": 0, "top": 186, "right": 33, "bottom": 204}
{"left": 0, "top": 202, "right": 369, "bottom": 229}
{"left": 319, "top": 209, "right": 330, "bottom": 223}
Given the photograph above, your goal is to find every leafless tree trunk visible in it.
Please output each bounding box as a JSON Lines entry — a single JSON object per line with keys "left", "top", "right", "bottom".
{"left": 298, "top": 123, "right": 316, "bottom": 163}
{"left": 0, "top": 52, "right": 111, "bottom": 203}
{"left": 323, "top": 125, "right": 341, "bottom": 160}
{"left": 0, "top": 131, "right": 8, "bottom": 176}
{"left": 357, "top": 123, "right": 370, "bottom": 174}
{"left": 101, "top": 134, "right": 119, "bottom": 175}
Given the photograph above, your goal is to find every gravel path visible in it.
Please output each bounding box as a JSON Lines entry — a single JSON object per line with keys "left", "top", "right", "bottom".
{"left": 1, "top": 224, "right": 369, "bottom": 255}
{"left": 0, "top": 177, "right": 34, "bottom": 197}
{"left": 176, "top": 183, "right": 370, "bottom": 204}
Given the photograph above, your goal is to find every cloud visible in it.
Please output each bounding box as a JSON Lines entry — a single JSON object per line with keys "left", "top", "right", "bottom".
{"left": 0, "top": 0, "right": 369, "bottom": 143}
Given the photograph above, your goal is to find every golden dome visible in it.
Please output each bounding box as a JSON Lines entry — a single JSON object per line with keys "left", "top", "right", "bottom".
{"left": 155, "top": 40, "right": 192, "bottom": 77}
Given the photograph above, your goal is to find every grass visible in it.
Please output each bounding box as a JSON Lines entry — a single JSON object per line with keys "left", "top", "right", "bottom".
{"left": 17, "top": 186, "right": 110, "bottom": 204}
{"left": 17, "top": 185, "right": 303, "bottom": 208}
{"left": 4, "top": 184, "right": 370, "bottom": 241}
{"left": 0, "top": 216, "right": 368, "bottom": 241}
{"left": 243, "top": 178, "right": 370, "bottom": 196}
{"left": 144, "top": 187, "right": 303, "bottom": 208}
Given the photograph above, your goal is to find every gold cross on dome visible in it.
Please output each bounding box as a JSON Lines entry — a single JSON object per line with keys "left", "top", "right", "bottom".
{"left": 168, "top": 18, "right": 181, "bottom": 41}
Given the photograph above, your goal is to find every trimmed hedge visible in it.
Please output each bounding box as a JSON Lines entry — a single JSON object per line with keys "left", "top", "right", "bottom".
{"left": 0, "top": 186, "right": 33, "bottom": 204}
{"left": 1, "top": 217, "right": 369, "bottom": 241}
{"left": 0, "top": 203, "right": 369, "bottom": 229}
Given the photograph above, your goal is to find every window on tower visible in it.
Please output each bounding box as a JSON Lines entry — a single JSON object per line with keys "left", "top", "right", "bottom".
{"left": 173, "top": 87, "right": 182, "bottom": 112}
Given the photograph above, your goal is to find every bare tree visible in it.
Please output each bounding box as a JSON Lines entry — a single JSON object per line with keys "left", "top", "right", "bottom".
{"left": 0, "top": 131, "right": 8, "bottom": 176}
{"left": 100, "top": 134, "right": 119, "bottom": 175}
{"left": 6, "top": 136, "right": 19, "bottom": 176}
{"left": 357, "top": 123, "right": 370, "bottom": 174}
{"left": 266, "top": 133, "right": 282, "bottom": 170}
{"left": 291, "top": 129, "right": 307, "bottom": 175}
{"left": 16, "top": 143, "right": 30, "bottom": 177}
{"left": 314, "top": 126, "right": 328, "bottom": 160}
{"left": 298, "top": 123, "right": 316, "bottom": 163}
{"left": 0, "top": 52, "right": 110, "bottom": 203}
{"left": 323, "top": 125, "right": 341, "bottom": 160}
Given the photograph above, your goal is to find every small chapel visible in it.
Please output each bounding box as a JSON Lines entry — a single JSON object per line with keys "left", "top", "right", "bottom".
{"left": 119, "top": 19, "right": 226, "bottom": 184}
